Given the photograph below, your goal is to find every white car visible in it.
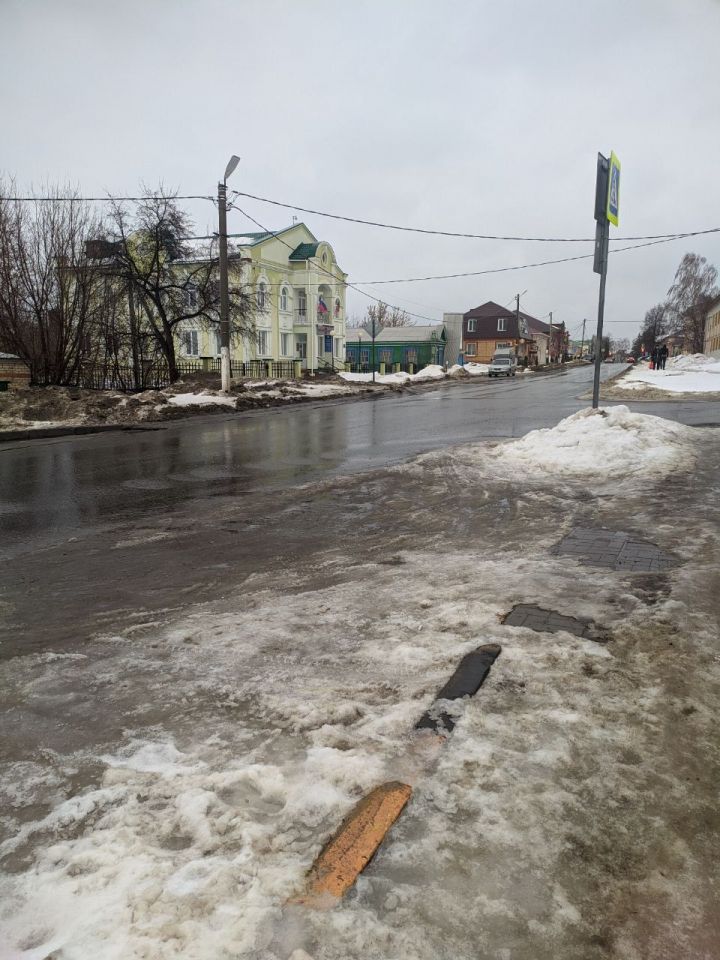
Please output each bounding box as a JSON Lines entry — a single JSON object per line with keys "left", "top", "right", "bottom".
{"left": 488, "top": 356, "right": 517, "bottom": 377}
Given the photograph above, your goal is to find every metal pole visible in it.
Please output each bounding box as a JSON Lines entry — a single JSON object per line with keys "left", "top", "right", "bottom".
{"left": 218, "top": 180, "right": 231, "bottom": 392}
{"left": 591, "top": 222, "right": 609, "bottom": 409}
{"left": 371, "top": 316, "right": 376, "bottom": 383}
{"left": 580, "top": 318, "right": 586, "bottom": 359}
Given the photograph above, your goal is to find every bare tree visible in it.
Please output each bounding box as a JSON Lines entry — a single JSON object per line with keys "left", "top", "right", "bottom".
{"left": 357, "top": 301, "right": 414, "bottom": 334}
{"left": 631, "top": 302, "right": 667, "bottom": 357}
{"left": 107, "top": 189, "right": 256, "bottom": 381}
{"left": 666, "top": 253, "right": 718, "bottom": 354}
{"left": 0, "top": 181, "right": 112, "bottom": 384}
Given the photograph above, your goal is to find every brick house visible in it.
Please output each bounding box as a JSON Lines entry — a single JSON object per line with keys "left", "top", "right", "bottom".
{"left": 0, "top": 352, "right": 31, "bottom": 389}
{"left": 462, "top": 301, "right": 534, "bottom": 364}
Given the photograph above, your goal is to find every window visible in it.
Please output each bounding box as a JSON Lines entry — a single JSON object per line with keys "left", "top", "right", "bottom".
{"left": 496, "top": 341, "right": 512, "bottom": 349}
{"left": 296, "top": 289, "right": 306, "bottom": 319}
{"left": 405, "top": 348, "right": 418, "bottom": 363}
{"left": 296, "top": 333, "right": 307, "bottom": 359}
{"left": 184, "top": 284, "right": 198, "bottom": 309}
{"left": 497, "top": 318, "right": 507, "bottom": 332}
{"left": 467, "top": 319, "right": 476, "bottom": 332}
{"left": 280, "top": 287, "right": 288, "bottom": 312}
{"left": 360, "top": 349, "right": 370, "bottom": 364}
{"left": 465, "top": 343, "right": 477, "bottom": 356}
{"left": 379, "top": 348, "right": 393, "bottom": 363}
{"left": 214, "top": 331, "right": 222, "bottom": 355}
{"left": 317, "top": 335, "right": 325, "bottom": 356}
{"left": 182, "top": 329, "right": 199, "bottom": 356}
{"left": 335, "top": 337, "right": 343, "bottom": 358}
{"left": 257, "top": 330, "right": 270, "bottom": 356}
{"left": 281, "top": 332, "right": 292, "bottom": 356}
{"left": 257, "top": 281, "right": 267, "bottom": 310}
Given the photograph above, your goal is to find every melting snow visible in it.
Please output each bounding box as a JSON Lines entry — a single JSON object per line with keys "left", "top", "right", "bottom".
{"left": 619, "top": 355, "right": 720, "bottom": 393}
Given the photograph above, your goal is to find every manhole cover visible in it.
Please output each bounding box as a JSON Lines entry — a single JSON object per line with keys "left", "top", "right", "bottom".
{"left": 503, "top": 604, "right": 608, "bottom": 641}
{"left": 553, "top": 528, "right": 675, "bottom": 572}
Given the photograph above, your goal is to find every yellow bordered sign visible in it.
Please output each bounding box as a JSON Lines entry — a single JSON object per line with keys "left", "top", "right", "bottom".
{"left": 606, "top": 151, "right": 621, "bottom": 226}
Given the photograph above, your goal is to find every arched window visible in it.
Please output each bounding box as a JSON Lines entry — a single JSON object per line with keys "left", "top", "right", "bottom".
{"left": 257, "top": 281, "right": 267, "bottom": 310}
{"left": 280, "top": 287, "right": 288, "bottom": 312}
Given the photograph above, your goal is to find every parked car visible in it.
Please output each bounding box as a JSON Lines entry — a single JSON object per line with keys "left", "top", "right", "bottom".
{"left": 626, "top": 356, "right": 636, "bottom": 364}
{"left": 488, "top": 356, "right": 517, "bottom": 378}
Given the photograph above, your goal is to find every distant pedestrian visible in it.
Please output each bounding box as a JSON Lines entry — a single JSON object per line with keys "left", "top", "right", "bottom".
{"left": 650, "top": 347, "right": 658, "bottom": 370}
{"left": 658, "top": 344, "right": 669, "bottom": 370}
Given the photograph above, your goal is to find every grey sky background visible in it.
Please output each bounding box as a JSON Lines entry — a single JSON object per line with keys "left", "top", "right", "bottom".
{"left": 2, "top": 0, "right": 720, "bottom": 345}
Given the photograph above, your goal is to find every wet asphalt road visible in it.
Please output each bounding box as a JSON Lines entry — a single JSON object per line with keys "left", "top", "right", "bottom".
{"left": 2, "top": 363, "right": 719, "bottom": 657}
{"left": 2, "top": 363, "right": 719, "bottom": 557}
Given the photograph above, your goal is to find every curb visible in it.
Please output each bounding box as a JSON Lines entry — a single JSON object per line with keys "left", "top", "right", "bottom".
{"left": 0, "top": 423, "right": 164, "bottom": 443}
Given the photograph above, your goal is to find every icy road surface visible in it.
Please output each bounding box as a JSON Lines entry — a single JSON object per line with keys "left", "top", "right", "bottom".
{"left": 1, "top": 407, "right": 720, "bottom": 959}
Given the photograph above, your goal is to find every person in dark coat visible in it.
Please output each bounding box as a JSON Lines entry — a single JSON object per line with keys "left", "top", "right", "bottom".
{"left": 658, "top": 344, "right": 669, "bottom": 370}
{"left": 651, "top": 346, "right": 659, "bottom": 369}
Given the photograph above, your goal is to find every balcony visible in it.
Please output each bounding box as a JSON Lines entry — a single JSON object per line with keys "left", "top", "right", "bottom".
{"left": 295, "top": 308, "right": 309, "bottom": 324}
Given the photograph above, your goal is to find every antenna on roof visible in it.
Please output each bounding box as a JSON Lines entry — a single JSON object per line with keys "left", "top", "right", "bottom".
{"left": 292, "top": 215, "right": 298, "bottom": 224}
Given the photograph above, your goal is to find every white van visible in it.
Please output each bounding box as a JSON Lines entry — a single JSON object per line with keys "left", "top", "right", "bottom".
{"left": 489, "top": 350, "right": 517, "bottom": 377}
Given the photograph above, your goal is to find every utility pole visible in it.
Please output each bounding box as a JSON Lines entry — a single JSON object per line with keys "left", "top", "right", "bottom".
{"left": 371, "top": 312, "right": 377, "bottom": 383}
{"left": 580, "top": 318, "right": 587, "bottom": 359}
{"left": 218, "top": 155, "right": 240, "bottom": 393}
{"left": 592, "top": 151, "right": 620, "bottom": 409}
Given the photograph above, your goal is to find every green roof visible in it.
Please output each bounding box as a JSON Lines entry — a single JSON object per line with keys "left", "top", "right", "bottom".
{"left": 289, "top": 242, "right": 319, "bottom": 261}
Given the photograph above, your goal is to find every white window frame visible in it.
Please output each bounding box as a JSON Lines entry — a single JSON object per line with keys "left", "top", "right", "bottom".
{"left": 497, "top": 318, "right": 507, "bottom": 332}
{"left": 280, "top": 332, "right": 292, "bottom": 356}
{"left": 280, "top": 287, "right": 289, "bottom": 312}
{"left": 465, "top": 342, "right": 477, "bottom": 356}
{"left": 296, "top": 333, "right": 307, "bottom": 359}
{"left": 467, "top": 318, "right": 476, "bottom": 332}
{"left": 182, "top": 329, "right": 199, "bottom": 356}
{"left": 257, "top": 329, "right": 271, "bottom": 356}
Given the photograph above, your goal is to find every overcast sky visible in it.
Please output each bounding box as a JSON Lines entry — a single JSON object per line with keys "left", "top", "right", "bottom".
{"left": 3, "top": 0, "right": 720, "bottom": 345}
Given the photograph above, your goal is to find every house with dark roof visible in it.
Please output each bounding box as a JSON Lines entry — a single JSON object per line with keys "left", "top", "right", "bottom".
{"left": 461, "top": 301, "right": 534, "bottom": 364}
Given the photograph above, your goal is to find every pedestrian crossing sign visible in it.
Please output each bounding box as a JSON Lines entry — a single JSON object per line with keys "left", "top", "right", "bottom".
{"left": 606, "top": 152, "right": 621, "bottom": 226}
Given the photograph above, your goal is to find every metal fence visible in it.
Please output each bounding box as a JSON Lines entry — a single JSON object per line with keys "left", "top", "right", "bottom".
{"left": 56, "top": 358, "right": 302, "bottom": 392}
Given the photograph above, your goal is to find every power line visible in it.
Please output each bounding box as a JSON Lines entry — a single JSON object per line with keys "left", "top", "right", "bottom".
{"left": 230, "top": 189, "right": 720, "bottom": 243}
{"left": 352, "top": 231, "right": 719, "bottom": 285}
{"left": 0, "top": 194, "right": 215, "bottom": 202}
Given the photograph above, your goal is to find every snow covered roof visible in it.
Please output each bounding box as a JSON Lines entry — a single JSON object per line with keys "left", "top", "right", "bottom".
{"left": 376, "top": 324, "right": 445, "bottom": 342}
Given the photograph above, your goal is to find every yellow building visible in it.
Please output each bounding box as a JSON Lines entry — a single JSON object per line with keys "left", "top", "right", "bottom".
{"left": 176, "top": 223, "right": 348, "bottom": 372}
{"left": 703, "top": 294, "right": 720, "bottom": 357}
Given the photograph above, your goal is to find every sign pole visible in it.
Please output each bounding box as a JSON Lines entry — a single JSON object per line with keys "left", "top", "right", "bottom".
{"left": 591, "top": 220, "right": 609, "bottom": 408}
{"left": 591, "top": 151, "right": 620, "bottom": 409}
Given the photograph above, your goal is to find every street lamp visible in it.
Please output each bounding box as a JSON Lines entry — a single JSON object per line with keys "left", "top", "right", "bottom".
{"left": 218, "top": 154, "right": 240, "bottom": 392}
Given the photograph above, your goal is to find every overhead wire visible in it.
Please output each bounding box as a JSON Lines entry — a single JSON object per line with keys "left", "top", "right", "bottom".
{"left": 228, "top": 189, "right": 720, "bottom": 243}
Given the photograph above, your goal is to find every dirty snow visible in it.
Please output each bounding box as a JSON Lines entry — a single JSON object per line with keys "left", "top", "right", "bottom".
{"left": 1, "top": 410, "right": 716, "bottom": 960}
{"left": 488, "top": 405, "right": 694, "bottom": 479}
{"left": 448, "top": 362, "right": 490, "bottom": 376}
{"left": 339, "top": 364, "right": 446, "bottom": 385}
{"left": 617, "top": 355, "right": 720, "bottom": 394}
{"left": 167, "top": 391, "right": 238, "bottom": 408}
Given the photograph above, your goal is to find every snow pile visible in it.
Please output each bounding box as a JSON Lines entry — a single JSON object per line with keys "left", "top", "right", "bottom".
{"left": 167, "top": 390, "right": 237, "bottom": 408}
{"left": 449, "top": 362, "right": 489, "bottom": 376}
{"left": 339, "top": 365, "right": 448, "bottom": 385}
{"left": 619, "top": 355, "right": 720, "bottom": 394}
{"left": 490, "top": 406, "right": 694, "bottom": 479}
